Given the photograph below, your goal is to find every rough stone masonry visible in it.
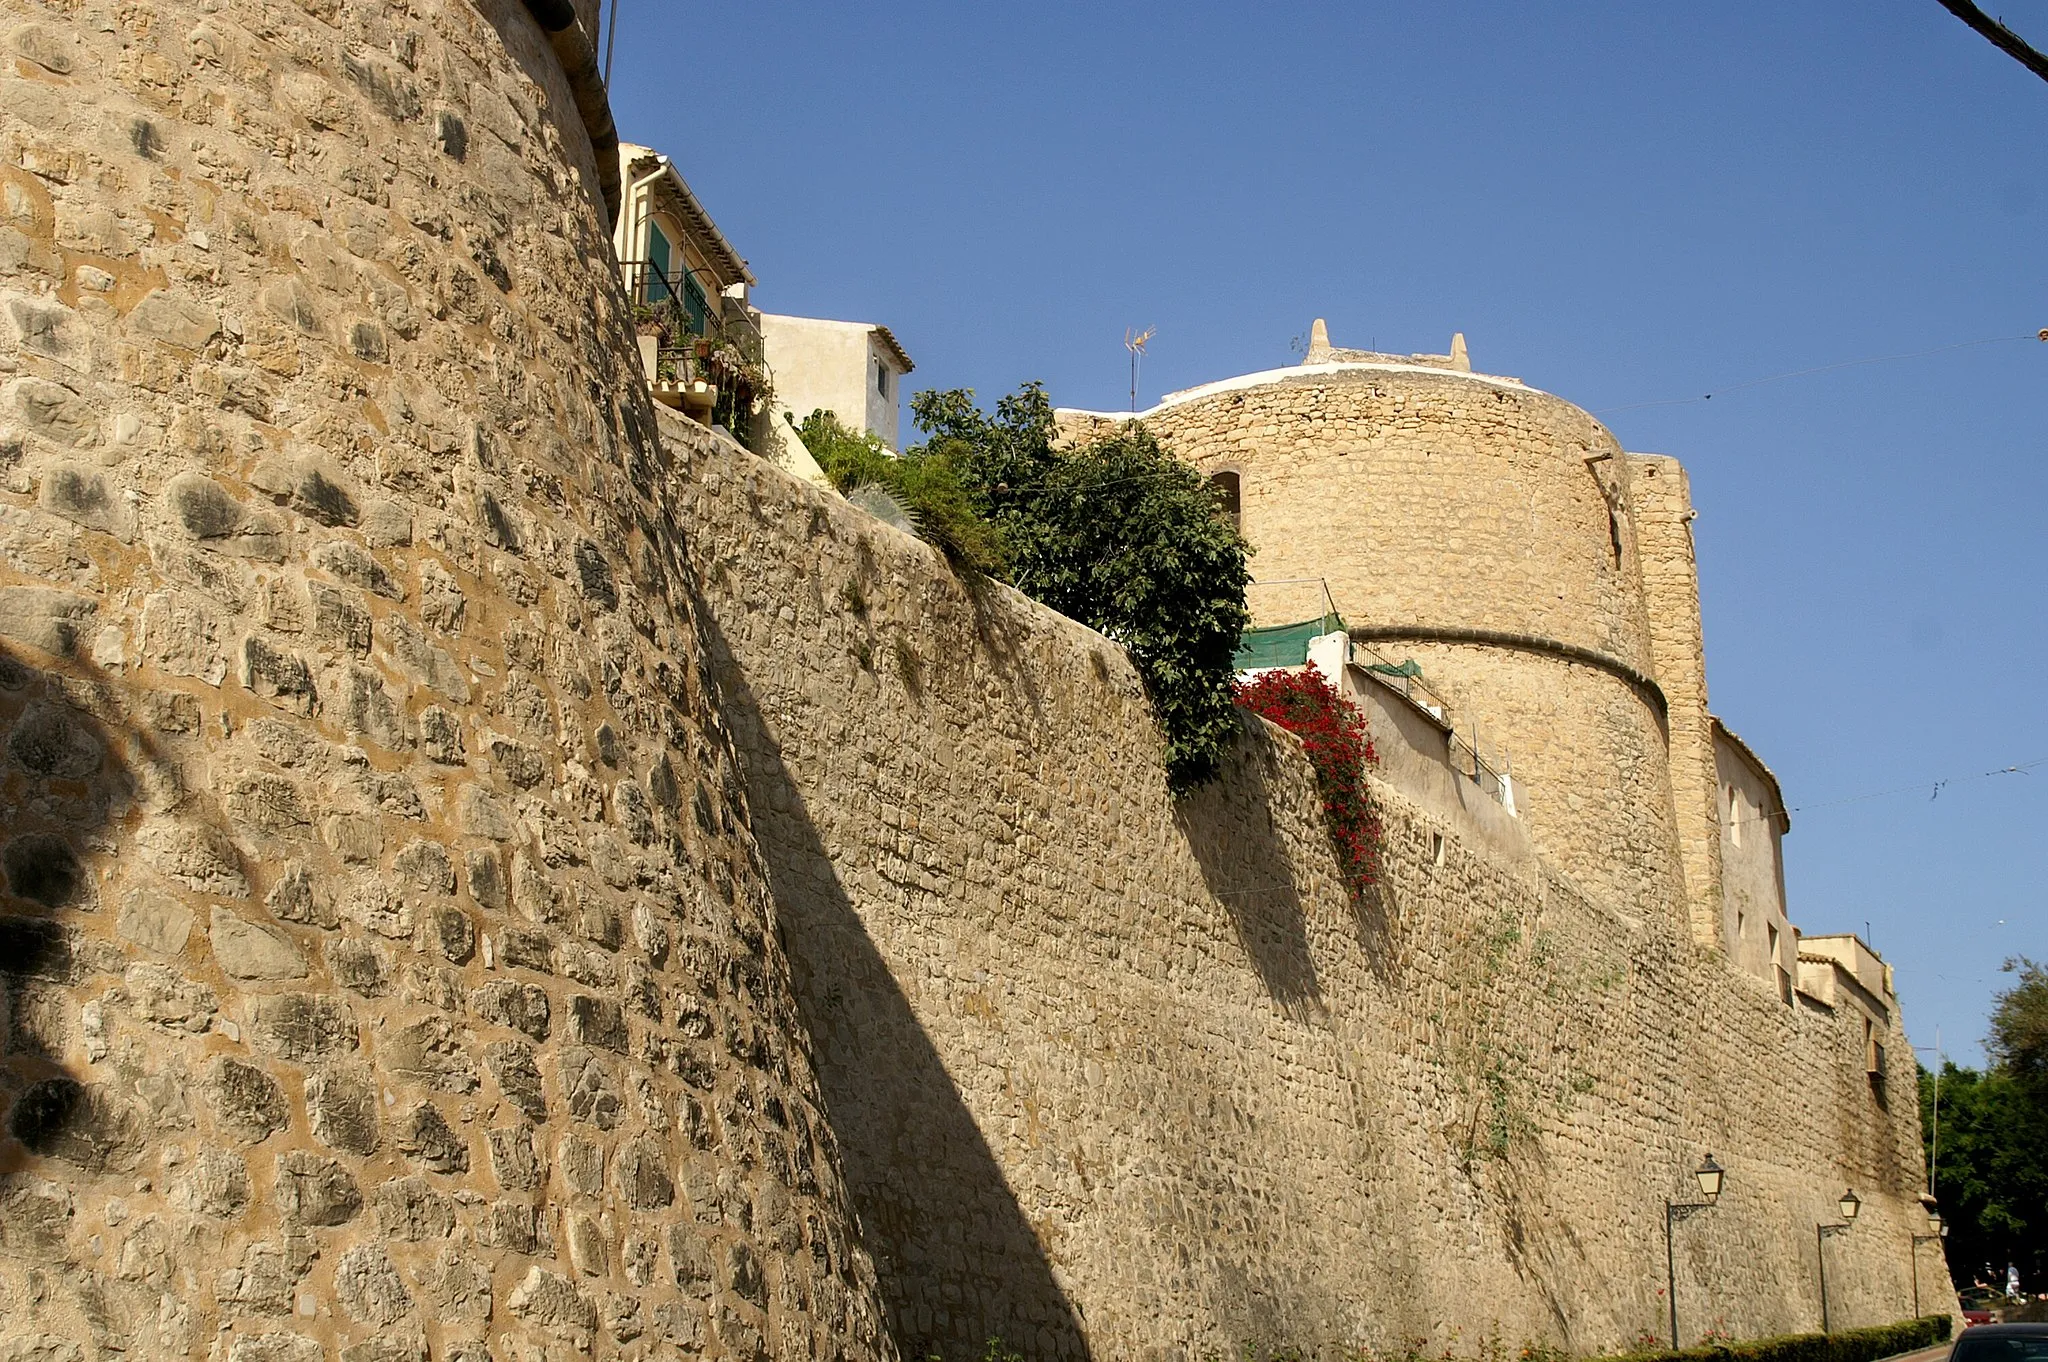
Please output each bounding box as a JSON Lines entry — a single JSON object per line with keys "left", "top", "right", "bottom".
{"left": 0, "top": 1, "right": 1953, "bottom": 1360}
{"left": 0, "top": 2, "right": 893, "bottom": 1359}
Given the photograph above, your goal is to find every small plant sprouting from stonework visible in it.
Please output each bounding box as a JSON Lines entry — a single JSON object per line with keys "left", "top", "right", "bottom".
{"left": 1699, "top": 1320, "right": 1735, "bottom": 1347}
{"left": 840, "top": 577, "right": 868, "bottom": 617}
{"left": 979, "top": 1338, "right": 1026, "bottom": 1362}
{"left": 850, "top": 638, "right": 873, "bottom": 671}
{"left": 1518, "top": 1342, "right": 1571, "bottom": 1362}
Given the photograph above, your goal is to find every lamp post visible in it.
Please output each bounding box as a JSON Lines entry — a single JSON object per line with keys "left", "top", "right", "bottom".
{"left": 1909, "top": 1210, "right": 1948, "bottom": 1319}
{"left": 1817, "top": 1188, "right": 1862, "bottom": 1334}
{"left": 1665, "top": 1154, "right": 1727, "bottom": 1349}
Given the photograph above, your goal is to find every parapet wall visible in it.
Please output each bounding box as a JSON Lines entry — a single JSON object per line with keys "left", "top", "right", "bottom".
{"left": 0, "top": 4, "right": 890, "bottom": 1360}
{"left": 671, "top": 416, "right": 1951, "bottom": 1361}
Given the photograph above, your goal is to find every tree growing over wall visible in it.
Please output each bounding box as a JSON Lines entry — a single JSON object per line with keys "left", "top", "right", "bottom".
{"left": 1921, "top": 957, "right": 2048, "bottom": 1291}
{"left": 909, "top": 384, "right": 1252, "bottom": 790}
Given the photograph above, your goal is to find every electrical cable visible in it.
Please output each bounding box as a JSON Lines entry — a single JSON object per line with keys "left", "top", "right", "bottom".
{"left": 1713, "top": 755, "right": 2046, "bottom": 828}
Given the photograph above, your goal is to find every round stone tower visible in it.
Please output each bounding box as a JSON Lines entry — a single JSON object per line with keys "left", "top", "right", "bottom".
{"left": 0, "top": 2, "right": 891, "bottom": 1359}
{"left": 1091, "top": 332, "right": 1685, "bottom": 919}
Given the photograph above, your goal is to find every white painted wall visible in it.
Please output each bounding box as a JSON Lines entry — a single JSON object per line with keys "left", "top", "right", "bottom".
{"left": 761, "top": 313, "right": 909, "bottom": 451}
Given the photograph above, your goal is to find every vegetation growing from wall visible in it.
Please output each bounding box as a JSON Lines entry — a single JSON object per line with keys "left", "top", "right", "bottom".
{"left": 1921, "top": 956, "right": 2048, "bottom": 1289}
{"left": 1233, "top": 668, "right": 1380, "bottom": 894}
{"left": 797, "top": 410, "right": 1005, "bottom": 573}
{"left": 909, "top": 384, "right": 1252, "bottom": 790}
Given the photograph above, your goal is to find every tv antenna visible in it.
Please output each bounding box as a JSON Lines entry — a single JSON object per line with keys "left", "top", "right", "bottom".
{"left": 1124, "top": 326, "right": 1155, "bottom": 412}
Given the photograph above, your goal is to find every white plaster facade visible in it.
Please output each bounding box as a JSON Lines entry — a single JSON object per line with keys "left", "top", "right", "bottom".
{"left": 760, "top": 313, "right": 915, "bottom": 450}
{"left": 1715, "top": 719, "right": 1798, "bottom": 999}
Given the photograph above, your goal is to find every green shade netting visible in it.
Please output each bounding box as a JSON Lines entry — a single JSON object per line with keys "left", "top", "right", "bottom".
{"left": 1233, "top": 616, "right": 1343, "bottom": 671}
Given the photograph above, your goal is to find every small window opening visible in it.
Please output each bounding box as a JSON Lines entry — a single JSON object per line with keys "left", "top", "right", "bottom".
{"left": 1727, "top": 784, "right": 1743, "bottom": 847}
{"left": 1429, "top": 831, "right": 1446, "bottom": 866}
{"left": 1767, "top": 921, "right": 1780, "bottom": 958}
{"left": 1210, "top": 470, "right": 1241, "bottom": 530}
{"left": 1735, "top": 909, "right": 1746, "bottom": 940}
{"left": 876, "top": 362, "right": 891, "bottom": 399}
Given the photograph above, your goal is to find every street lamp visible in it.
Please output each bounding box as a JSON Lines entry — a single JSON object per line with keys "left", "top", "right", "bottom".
{"left": 1910, "top": 1208, "right": 1949, "bottom": 1319}
{"left": 1818, "top": 1189, "right": 1862, "bottom": 1334}
{"left": 1666, "top": 1154, "right": 1727, "bottom": 1349}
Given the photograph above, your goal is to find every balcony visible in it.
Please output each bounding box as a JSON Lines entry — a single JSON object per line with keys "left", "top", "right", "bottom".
{"left": 620, "top": 258, "right": 771, "bottom": 445}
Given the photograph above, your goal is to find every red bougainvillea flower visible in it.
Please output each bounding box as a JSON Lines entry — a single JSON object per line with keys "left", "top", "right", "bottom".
{"left": 1234, "top": 668, "right": 1382, "bottom": 896}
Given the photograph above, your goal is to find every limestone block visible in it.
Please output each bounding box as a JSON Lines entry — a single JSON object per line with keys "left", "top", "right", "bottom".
{"left": 507, "top": 1266, "right": 597, "bottom": 1336}
{"left": 303, "top": 1064, "right": 379, "bottom": 1155}
{"left": 117, "top": 893, "right": 193, "bottom": 956}
{"left": 333, "top": 1242, "right": 412, "bottom": 1326}
{"left": 209, "top": 907, "right": 308, "bottom": 979}
{"left": 201, "top": 1057, "right": 290, "bottom": 1144}
{"left": 271, "top": 1151, "right": 362, "bottom": 1227}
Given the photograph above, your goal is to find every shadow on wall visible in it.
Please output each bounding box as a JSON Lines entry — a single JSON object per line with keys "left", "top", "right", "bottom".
{"left": 687, "top": 587, "right": 1092, "bottom": 1362}
{"left": 1176, "top": 711, "right": 1323, "bottom": 1016}
{"left": 0, "top": 640, "right": 179, "bottom": 1203}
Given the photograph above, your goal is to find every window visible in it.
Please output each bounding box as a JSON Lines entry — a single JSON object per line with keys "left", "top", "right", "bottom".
{"left": 876, "top": 361, "right": 891, "bottom": 399}
{"left": 1210, "top": 470, "right": 1241, "bottom": 529}
{"left": 644, "top": 222, "right": 674, "bottom": 302}
{"left": 1735, "top": 909, "right": 1746, "bottom": 940}
{"left": 1429, "top": 831, "right": 1446, "bottom": 866}
{"left": 1726, "top": 784, "right": 1743, "bottom": 847}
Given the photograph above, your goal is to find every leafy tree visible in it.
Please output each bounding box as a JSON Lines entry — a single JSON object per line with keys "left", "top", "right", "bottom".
{"left": 1988, "top": 956, "right": 2048, "bottom": 1085}
{"left": 910, "top": 384, "right": 1252, "bottom": 789}
{"left": 1921, "top": 958, "right": 2048, "bottom": 1291}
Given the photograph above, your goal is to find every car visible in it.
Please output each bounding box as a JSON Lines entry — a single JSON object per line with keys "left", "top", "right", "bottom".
{"left": 1949, "top": 1323, "right": 2048, "bottom": 1362}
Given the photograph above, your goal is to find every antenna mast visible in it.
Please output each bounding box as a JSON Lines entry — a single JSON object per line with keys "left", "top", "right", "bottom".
{"left": 1124, "top": 326, "right": 1155, "bottom": 412}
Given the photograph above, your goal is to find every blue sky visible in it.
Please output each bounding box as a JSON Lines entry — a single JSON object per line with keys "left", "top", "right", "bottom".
{"left": 608, "top": 3, "right": 2047, "bottom": 1065}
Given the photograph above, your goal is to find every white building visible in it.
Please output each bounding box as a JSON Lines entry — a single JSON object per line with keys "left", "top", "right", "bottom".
{"left": 759, "top": 314, "right": 915, "bottom": 451}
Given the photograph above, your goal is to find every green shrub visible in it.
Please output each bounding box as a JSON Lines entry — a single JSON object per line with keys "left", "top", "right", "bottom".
{"left": 1597, "top": 1315, "right": 1951, "bottom": 1362}
{"left": 795, "top": 410, "right": 1005, "bottom": 574}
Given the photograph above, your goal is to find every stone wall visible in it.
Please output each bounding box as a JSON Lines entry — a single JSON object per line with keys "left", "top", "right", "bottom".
{"left": 1063, "top": 367, "right": 1685, "bottom": 927}
{"left": 0, "top": 3, "right": 892, "bottom": 1359}
{"left": 1628, "top": 454, "right": 1722, "bottom": 948}
{"left": 671, "top": 415, "right": 1953, "bottom": 1362}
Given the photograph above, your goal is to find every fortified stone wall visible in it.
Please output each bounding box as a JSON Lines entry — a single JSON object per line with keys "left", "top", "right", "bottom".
{"left": 1063, "top": 368, "right": 1685, "bottom": 927}
{"left": 1628, "top": 454, "right": 1723, "bottom": 947}
{"left": 0, "top": 3, "right": 892, "bottom": 1360}
{"left": 671, "top": 415, "right": 1952, "bottom": 1362}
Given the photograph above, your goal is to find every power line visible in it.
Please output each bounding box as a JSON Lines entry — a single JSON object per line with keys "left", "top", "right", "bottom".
{"left": 1728, "top": 754, "right": 2048, "bottom": 828}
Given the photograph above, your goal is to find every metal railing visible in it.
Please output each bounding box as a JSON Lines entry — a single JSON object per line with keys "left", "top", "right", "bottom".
{"left": 1347, "top": 635, "right": 1517, "bottom": 816}
{"left": 618, "top": 256, "right": 769, "bottom": 438}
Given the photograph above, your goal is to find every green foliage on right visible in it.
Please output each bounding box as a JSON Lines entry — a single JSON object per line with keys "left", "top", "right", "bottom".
{"left": 910, "top": 383, "right": 1252, "bottom": 791}
{"left": 1597, "top": 1316, "right": 1950, "bottom": 1362}
{"left": 1922, "top": 954, "right": 2048, "bottom": 1290}
{"left": 1989, "top": 955, "right": 2048, "bottom": 1084}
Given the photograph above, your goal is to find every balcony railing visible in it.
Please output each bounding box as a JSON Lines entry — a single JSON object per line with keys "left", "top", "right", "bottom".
{"left": 619, "top": 256, "right": 770, "bottom": 444}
